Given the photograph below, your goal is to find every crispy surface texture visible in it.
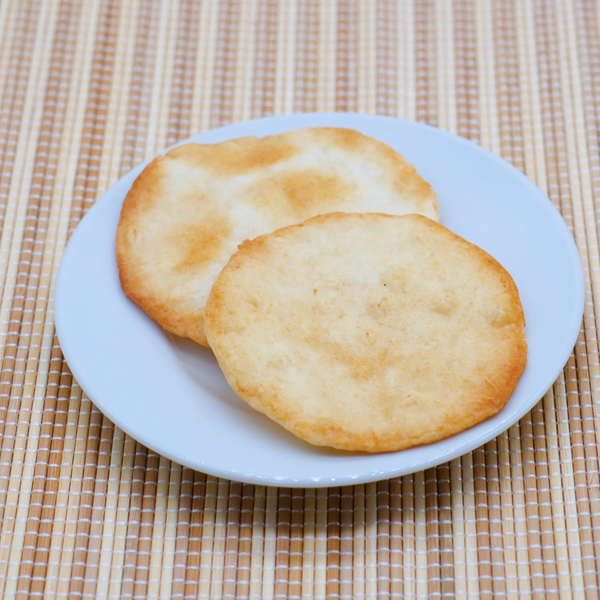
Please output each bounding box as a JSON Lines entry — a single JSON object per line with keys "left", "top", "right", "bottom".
{"left": 205, "top": 213, "right": 527, "bottom": 453}
{"left": 116, "top": 127, "right": 439, "bottom": 346}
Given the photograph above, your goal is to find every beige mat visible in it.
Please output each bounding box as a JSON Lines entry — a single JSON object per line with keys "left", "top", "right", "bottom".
{"left": 0, "top": 0, "right": 599, "bottom": 597}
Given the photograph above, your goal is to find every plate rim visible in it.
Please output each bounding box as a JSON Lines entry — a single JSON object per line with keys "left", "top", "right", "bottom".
{"left": 55, "top": 112, "right": 585, "bottom": 487}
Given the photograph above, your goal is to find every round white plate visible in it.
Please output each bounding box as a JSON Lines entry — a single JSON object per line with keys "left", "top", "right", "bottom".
{"left": 55, "top": 113, "right": 584, "bottom": 488}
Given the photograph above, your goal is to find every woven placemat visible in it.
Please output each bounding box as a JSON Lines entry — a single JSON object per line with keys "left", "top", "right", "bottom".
{"left": 0, "top": 0, "right": 599, "bottom": 597}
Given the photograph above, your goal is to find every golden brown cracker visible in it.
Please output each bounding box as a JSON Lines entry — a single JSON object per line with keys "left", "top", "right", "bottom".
{"left": 205, "top": 213, "right": 527, "bottom": 452}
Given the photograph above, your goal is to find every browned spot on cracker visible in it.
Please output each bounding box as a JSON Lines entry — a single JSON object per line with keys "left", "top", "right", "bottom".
{"left": 314, "top": 127, "right": 369, "bottom": 151}
{"left": 391, "top": 161, "right": 433, "bottom": 208}
{"left": 278, "top": 168, "right": 354, "bottom": 212}
{"left": 167, "top": 136, "right": 297, "bottom": 176}
{"left": 172, "top": 216, "right": 233, "bottom": 272}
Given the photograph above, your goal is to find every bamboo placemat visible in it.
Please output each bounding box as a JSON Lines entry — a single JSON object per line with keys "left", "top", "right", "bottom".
{"left": 0, "top": 0, "right": 599, "bottom": 597}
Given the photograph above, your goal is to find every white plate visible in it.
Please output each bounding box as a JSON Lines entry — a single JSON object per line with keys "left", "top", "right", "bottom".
{"left": 55, "top": 113, "right": 584, "bottom": 488}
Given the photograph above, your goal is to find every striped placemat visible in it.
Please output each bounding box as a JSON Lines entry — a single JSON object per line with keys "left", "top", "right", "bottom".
{"left": 0, "top": 0, "right": 599, "bottom": 597}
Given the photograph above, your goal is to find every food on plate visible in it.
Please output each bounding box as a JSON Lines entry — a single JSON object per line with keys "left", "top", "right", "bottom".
{"left": 204, "top": 213, "right": 527, "bottom": 452}
{"left": 116, "top": 127, "right": 439, "bottom": 346}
